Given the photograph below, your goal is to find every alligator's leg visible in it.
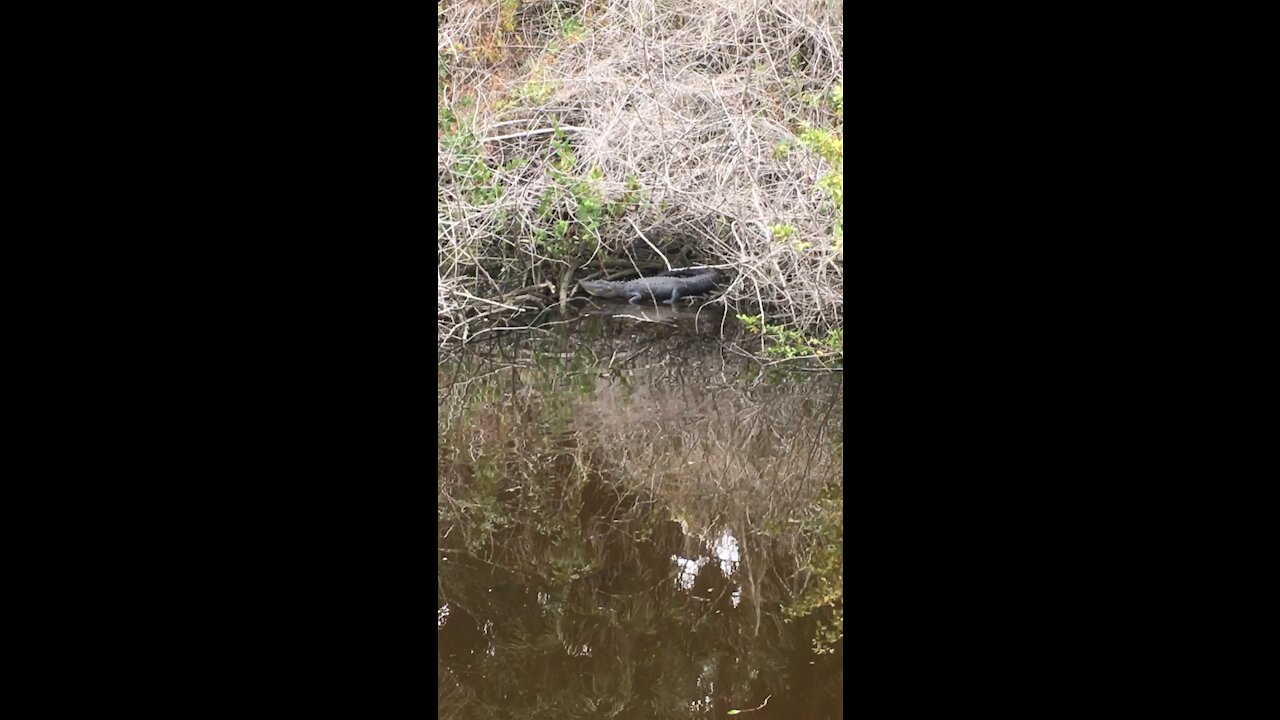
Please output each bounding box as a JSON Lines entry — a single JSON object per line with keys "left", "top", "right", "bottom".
{"left": 632, "top": 290, "right": 664, "bottom": 305}
{"left": 664, "top": 287, "right": 682, "bottom": 305}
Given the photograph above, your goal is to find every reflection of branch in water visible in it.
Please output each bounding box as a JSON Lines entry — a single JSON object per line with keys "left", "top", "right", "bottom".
{"left": 612, "top": 312, "right": 677, "bottom": 325}
{"left": 727, "top": 694, "right": 772, "bottom": 714}
{"left": 439, "top": 363, "right": 529, "bottom": 392}
{"left": 609, "top": 341, "right": 657, "bottom": 369}
{"left": 467, "top": 325, "right": 554, "bottom": 342}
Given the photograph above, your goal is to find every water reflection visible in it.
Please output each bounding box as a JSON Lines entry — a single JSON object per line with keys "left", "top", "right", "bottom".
{"left": 439, "top": 315, "right": 842, "bottom": 719}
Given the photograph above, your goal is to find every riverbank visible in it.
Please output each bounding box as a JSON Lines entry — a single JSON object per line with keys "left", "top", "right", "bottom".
{"left": 438, "top": 0, "right": 843, "bottom": 365}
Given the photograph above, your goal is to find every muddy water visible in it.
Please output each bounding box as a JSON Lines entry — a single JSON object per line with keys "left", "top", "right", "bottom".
{"left": 438, "top": 310, "right": 843, "bottom": 719}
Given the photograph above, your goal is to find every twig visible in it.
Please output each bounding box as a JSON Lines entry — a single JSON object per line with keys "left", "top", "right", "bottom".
{"left": 453, "top": 290, "right": 522, "bottom": 311}
{"left": 480, "top": 126, "right": 587, "bottom": 143}
{"left": 626, "top": 217, "right": 671, "bottom": 271}
{"left": 727, "top": 694, "right": 772, "bottom": 714}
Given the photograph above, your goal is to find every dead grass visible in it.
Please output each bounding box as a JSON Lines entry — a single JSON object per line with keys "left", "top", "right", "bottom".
{"left": 438, "top": 0, "right": 843, "bottom": 354}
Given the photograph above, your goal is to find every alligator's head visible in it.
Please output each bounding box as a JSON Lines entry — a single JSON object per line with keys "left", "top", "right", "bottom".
{"left": 579, "top": 279, "right": 623, "bottom": 298}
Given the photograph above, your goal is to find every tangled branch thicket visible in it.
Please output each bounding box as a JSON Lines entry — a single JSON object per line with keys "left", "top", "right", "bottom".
{"left": 438, "top": 0, "right": 843, "bottom": 353}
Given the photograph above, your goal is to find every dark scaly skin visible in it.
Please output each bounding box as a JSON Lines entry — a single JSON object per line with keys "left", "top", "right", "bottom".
{"left": 579, "top": 271, "right": 719, "bottom": 305}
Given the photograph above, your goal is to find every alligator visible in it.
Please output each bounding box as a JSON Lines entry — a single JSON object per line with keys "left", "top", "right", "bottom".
{"left": 579, "top": 270, "right": 720, "bottom": 305}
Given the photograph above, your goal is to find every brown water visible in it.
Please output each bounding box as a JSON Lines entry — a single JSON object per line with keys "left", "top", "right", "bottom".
{"left": 438, "top": 309, "right": 843, "bottom": 719}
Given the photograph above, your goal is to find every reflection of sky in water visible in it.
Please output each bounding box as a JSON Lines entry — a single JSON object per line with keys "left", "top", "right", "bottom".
{"left": 672, "top": 529, "right": 742, "bottom": 594}
{"left": 673, "top": 555, "right": 710, "bottom": 589}
{"left": 691, "top": 660, "right": 716, "bottom": 713}
{"left": 714, "top": 530, "right": 740, "bottom": 576}
{"left": 438, "top": 603, "right": 450, "bottom": 628}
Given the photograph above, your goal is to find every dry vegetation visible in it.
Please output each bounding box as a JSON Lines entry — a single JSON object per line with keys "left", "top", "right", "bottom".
{"left": 438, "top": 0, "right": 843, "bottom": 359}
